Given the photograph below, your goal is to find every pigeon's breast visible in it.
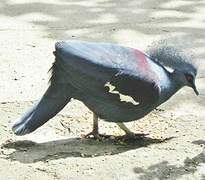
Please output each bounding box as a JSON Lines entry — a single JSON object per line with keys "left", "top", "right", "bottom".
{"left": 132, "top": 49, "right": 171, "bottom": 94}
{"left": 146, "top": 59, "right": 172, "bottom": 103}
{"left": 149, "top": 60, "right": 171, "bottom": 88}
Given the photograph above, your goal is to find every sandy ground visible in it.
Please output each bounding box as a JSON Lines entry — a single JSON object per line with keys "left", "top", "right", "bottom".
{"left": 0, "top": 0, "right": 205, "bottom": 179}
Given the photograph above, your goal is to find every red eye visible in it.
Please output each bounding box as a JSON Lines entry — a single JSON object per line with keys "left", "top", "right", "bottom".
{"left": 186, "top": 74, "right": 193, "bottom": 82}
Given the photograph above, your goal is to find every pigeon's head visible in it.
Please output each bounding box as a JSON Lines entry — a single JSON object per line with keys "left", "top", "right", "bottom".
{"left": 147, "top": 45, "right": 199, "bottom": 95}
{"left": 173, "top": 62, "right": 198, "bottom": 95}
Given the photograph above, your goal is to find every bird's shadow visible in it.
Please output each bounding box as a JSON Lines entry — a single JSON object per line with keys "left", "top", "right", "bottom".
{"left": 1, "top": 136, "right": 173, "bottom": 164}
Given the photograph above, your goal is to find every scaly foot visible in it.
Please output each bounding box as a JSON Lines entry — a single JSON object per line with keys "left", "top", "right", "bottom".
{"left": 82, "top": 131, "right": 110, "bottom": 140}
{"left": 116, "top": 123, "right": 149, "bottom": 140}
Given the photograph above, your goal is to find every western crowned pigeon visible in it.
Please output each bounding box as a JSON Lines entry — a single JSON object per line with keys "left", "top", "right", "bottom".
{"left": 12, "top": 41, "right": 198, "bottom": 138}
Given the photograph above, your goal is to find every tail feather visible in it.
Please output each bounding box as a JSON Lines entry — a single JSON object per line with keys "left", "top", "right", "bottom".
{"left": 12, "top": 84, "right": 74, "bottom": 136}
{"left": 12, "top": 45, "right": 76, "bottom": 136}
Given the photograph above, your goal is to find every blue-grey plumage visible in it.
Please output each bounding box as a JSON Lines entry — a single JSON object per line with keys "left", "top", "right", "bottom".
{"left": 12, "top": 40, "right": 198, "bottom": 136}
{"left": 12, "top": 84, "right": 75, "bottom": 135}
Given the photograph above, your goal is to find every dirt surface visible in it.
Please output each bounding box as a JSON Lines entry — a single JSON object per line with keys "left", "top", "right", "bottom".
{"left": 0, "top": 0, "right": 205, "bottom": 179}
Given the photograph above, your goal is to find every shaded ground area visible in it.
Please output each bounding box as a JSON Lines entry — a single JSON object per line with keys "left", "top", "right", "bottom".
{"left": 0, "top": 0, "right": 205, "bottom": 179}
{"left": 0, "top": 85, "right": 205, "bottom": 179}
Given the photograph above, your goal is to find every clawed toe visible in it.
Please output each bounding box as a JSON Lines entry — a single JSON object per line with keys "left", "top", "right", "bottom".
{"left": 82, "top": 131, "right": 149, "bottom": 141}
{"left": 82, "top": 131, "right": 110, "bottom": 140}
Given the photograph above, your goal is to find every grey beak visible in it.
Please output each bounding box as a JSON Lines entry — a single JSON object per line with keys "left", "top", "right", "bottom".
{"left": 192, "top": 83, "right": 199, "bottom": 95}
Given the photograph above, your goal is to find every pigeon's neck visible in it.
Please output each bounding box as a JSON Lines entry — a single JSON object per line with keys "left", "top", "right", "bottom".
{"left": 173, "top": 70, "right": 185, "bottom": 85}
{"left": 158, "top": 71, "right": 184, "bottom": 105}
{"left": 168, "top": 72, "right": 184, "bottom": 96}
